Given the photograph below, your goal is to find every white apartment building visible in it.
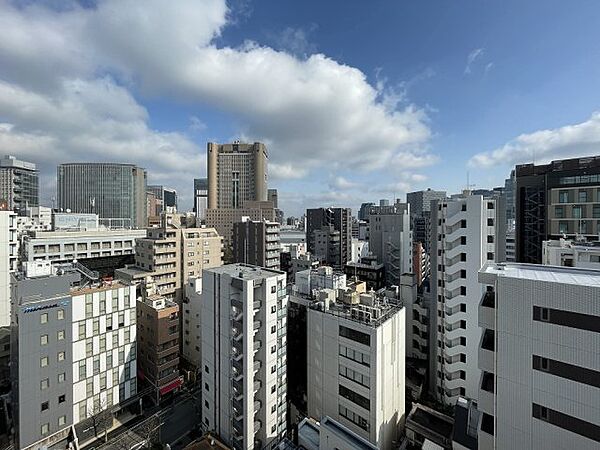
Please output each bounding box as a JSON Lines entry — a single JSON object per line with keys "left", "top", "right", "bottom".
{"left": 430, "top": 194, "right": 501, "bottom": 405}
{"left": 295, "top": 266, "right": 346, "bottom": 296}
{"left": 306, "top": 290, "right": 405, "bottom": 450}
{"left": 0, "top": 210, "right": 17, "bottom": 327}
{"left": 201, "top": 264, "right": 288, "bottom": 450}
{"left": 542, "top": 238, "right": 600, "bottom": 268}
{"left": 11, "top": 262, "right": 137, "bottom": 450}
{"left": 367, "top": 202, "right": 412, "bottom": 286}
{"left": 478, "top": 263, "right": 600, "bottom": 450}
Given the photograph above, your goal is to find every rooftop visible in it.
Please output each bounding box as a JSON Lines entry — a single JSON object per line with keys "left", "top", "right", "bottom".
{"left": 480, "top": 262, "right": 600, "bottom": 287}
{"left": 406, "top": 403, "right": 454, "bottom": 447}
{"left": 207, "top": 263, "right": 285, "bottom": 280}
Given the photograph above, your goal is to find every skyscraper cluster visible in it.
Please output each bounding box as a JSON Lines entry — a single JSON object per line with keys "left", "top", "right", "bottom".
{"left": 0, "top": 149, "right": 599, "bottom": 450}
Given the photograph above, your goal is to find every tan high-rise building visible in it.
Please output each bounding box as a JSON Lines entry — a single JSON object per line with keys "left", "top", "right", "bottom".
{"left": 207, "top": 141, "right": 268, "bottom": 209}
{"left": 116, "top": 215, "right": 223, "bottom": 303}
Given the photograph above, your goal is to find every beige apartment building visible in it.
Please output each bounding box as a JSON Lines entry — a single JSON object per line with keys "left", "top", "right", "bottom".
{"left": 116, "top": 221, "right": 222, "bottom": 304}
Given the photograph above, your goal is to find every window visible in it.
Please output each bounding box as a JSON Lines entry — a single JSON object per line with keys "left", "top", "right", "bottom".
{"left": 40, "top": 313, "right": 48, "bottom": 324}
{"left": 130, "top": 309, "right": 136, "bottom": 325}
{"left": 100, "top": 336, "right": 106, "bottom": 352}
{"left": 93, "top": 318, "right": 100, "bottom": 335}
{"left": 271, "top": 345, "right": 276, "bottom": 354}
{"left": 58, "top": 415, "right": 66, "bottom": 426}
{"left": 487, "top": 252, "right": 494, "bottom": 260}
{"left": 593, "top": 205, "right": 600, "bottom": 219}
{"left": 86, "top": 340, "right": 93, "bottom": 357}
{"left": 559, "top": 221, "right": 568, "bottom": 234}
{"left": 271, "top": 385, "right": 276, "bottom": 394}
{"left": 41, "top": 401, "right": 49, "bottom": 412}
{"left": 487, "top": 218, "right": 494, "bottom": 226}
{"left": 339, "top": 325, "right": 370, "bottom": 346}
{"left": 58, "top": 373, "right": 65, "bottom": 383}
{"left": 460, "top": 253, "right": 466, "bottom": 262}
{"left": 79, "top": 402, "right": 87, "bottom": 420}
{"left": 204, "top": 365, "right": 209, "bottom": 374}
{"left": 41, "top": 423, "right": 49, "bottom": 435}
{"left": 100, "top": 299, "right": 106, "bottom": 315}
{"left": 86, "top": 379, "right": 93, "bottom": 397}
{"left": 40, "top": 356, "right": 48, "bottom": 367}
{"left": 271, "top": 365, "right": 277, "bottom": 374}
{"left": 271, "top": 325, "right": 276, "bottom": 334}
{"left": 113, "top": 369, "right": 119, "bottom": 386}
{"left": 487, "top": 202, "right": 494, "bottom": 209}
{"left": 460, "top": 219, "right": 467, "bottom": 228}
{"left": 573, "top": 205, "right": 583, "bottom": 219}
{"left": 555, "top": 206, "right": 565, "bottom": 218}
{"left": 119, "top": 350, "right": 125, "bottom": 365}
{"left": 271, "top": 286, "right": 276, "bottom": 294}
{"left": 106, "top": 315, "right": 113, "bottom": 330}
{"left": 339, "top": 385, "right": 370, "bottom": 410}
{"left": 57, "top": 330, "right": 65, "bottom": 341}
{"left": 107, "top": 353, "right": 113, "bottom": 369}
{"left": 271, "top": 305, "right": 276, "bottom": 314}
{"left": 460, "top": 337, "right": 466, "bottom": 346}
{"left": 204, "top": 400, "right": 209, "bottom": 408}
{"left": 460, "top": 236, "right": 466, "bottom": 245}
{"left": 559, "top": 190, "right": 569, "bottom": 203}
{"left": 41, "top": 378, "right": 49, "bottom": 390}
{"left": 204, "top": 383, "right": 209, "bottom": 391}
{"left": 460, "top": 286, "right": 467, "bottom": 296}
{"left": 100, "top": 374, "right": 107, "bottom": 390}
{"left": 85, "top": 294, "right": 93, "bottom": 318}
{"left": 58, "top": 352, "right": 65, "bottom": 362}
{"left": 40, "top": 334, "right": 48, "bottom": 346}
{"left": 78, "top": 322, "right": 86, "bottom": 340}
{"left": 107, "top": 391, "right": 113, "bottom": 407}
{"left": 124, "top": 330, "right": 130, "bottom": 344}
{"left": 579, "top": 190, "right": 588, "bottom": 202}
{"left": 118, "top": 312, "right": 125, "bottom": 327}
{"left": 271, "top": 405, "right": 276, "bottom": 414}
{"left": 57, "top": 309, "right": 64, "bottom": 320}
{"left": 487, "top": 235, "right": 494, "bottom": 243}
{"left": 58, "top": 394, "right": 65, "bottom": 404}
{"left": 79, "top": 360, "right": 86, "bottom": 379}
{"left": 339, "top": 405, "right": 370, "bottom": 431}
{"left": 93, "top": 357, "right": 100, "bottom": 374}
{"left": 113, "top": 332, "right": 119, "bottom": 347}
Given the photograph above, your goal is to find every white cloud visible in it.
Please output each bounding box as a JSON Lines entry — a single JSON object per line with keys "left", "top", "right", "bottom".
{"left": 0, "top": 0, "right": 437, "bottom": 210}
{"left": 469, "top": 112, "right": 600, "bottom": 168}
{"left": 329, "top": 176, "right": 361, "bottom": 190}
{"left": 464, "top": 48, "right": 484, "bottom": 75}
{"left": 189, "top": 116, "right": 207, "bottom": 132}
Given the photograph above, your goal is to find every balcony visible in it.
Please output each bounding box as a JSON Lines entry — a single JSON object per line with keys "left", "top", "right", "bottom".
{"left": 232, "top": 327, "right": 243, "bottom": 342}
{"left": 253, "top": 340, "right": 261, "bottom": 352}
{"left": 253, "top": 360, "right": 262, "bottom": 372}
{"left": 253, "top": 320, "right": 261, "bottom": 331}
{"left": 254, "top": 380, "right": 262, "bottom": 392}
{"left": 479, "top": 291, "right": 495, "bottom": 330}
{"left": 479, "top": 371, "right": 495, "bottom": 415}
{"left": 254, "top": 400, "right": 261, "bottom": 413}
{"left": 479, "top": 329, "right": 495, "bottom": 373}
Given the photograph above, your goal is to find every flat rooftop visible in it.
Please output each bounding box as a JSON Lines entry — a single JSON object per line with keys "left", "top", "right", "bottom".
{"left": 481, "top": 262, "right": 600, "bottom": 287}
{"left": 207, "top": 263, "right": 284, "bottom": 280}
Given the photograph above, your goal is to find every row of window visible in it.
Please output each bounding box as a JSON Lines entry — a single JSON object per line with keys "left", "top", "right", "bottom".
{"left": 339, "top": 405, "right": 370, "bottom": 432}
{"left": 339, "top": 385, "right": 370, "bottom": 411}
{"left": 339, "top": 364, "right": 370, "bottom": 388}
{"left": 78, "top": 346, "right": 136, "bottom": 379}
{"left": 41, "top": 372, "right": 66, "bottom": 390}
{"left": 40, "top": 309, "right": 65, "bottom": 324}
{"left": 84, "top": 291, "right": 132, "bottom": 319}
{"left": 40, "top": 352, "right": 66, "bottom": 367}
{"left": 339, "top": 344, "right": 371, "bottom": 367}
{"left": 555, "top": 204, "right": 600, "bottom": 218}
{"left": 339, "top": 325, "right": 371, "bottom": 346}
{"left": 40, "top": 416, "right": 68, "bottom": 437}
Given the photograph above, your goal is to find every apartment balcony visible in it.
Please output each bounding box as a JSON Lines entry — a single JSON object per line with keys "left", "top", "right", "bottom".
{"left": 479, "top": 329, "right": 495, "bottom": 373}
{"left": 232, "top": 346, "right": 243, "bottom": 362}
{"left": 479, "top": 413, "right": 494, "bottom": 445}
{"left": 233, "top": 400, "right": 244, "bottom": 422}
{"left": 254, "top": 421, "right": 262, "bottom": 432}
{"left": 254, "top": 380, "right": 262, "bottom": 393}
{"left": 253, "top": 360, "right": 262, "bottom": 373}
{"left": 232, "top": 380, "right": 244, "bottom": 400}
{"left": 253, "top": 300, "right": 261, "bottom": 310}
{"left": 479, "top": 371, "right": 495, "bottom": 416}
{"left": 253, "top": 320, "right": 262, "bottom": 331}
{"left": 232, "top": 327, "right": 243, "bottom": 342}
{"left": 265, "top": 235, "right": 278, "bottom": 243}
{"left": 254, "top": 400, "right": 262, "bottom": 413}
{"left": 157, "top": 343, "right": 179, "bottom": 359}
{"left": 479, "top": 291, "right": 495, "bottom": 330}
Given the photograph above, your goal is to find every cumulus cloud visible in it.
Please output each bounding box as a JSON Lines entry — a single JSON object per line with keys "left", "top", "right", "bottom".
{"left": 0, "top": 0, "right": 437, "bottom": 210}
{"left": 329, "top": 176, "right": 362, "bottom": 190}
{"left": 469, "top": 112, "right": 600, "bottom": 168}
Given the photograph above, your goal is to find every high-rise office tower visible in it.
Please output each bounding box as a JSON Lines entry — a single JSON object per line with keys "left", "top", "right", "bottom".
{"left": 515, "top": 156, "right": 600, "bottom": 264}
{"left": 504, "top": 169, "right": 516, "bottom": 225}
{"left": 267, "top": 189, "right": 278, "bottom": 209}
{"left": 407, "top": 189, "right": 447, "bottom": 217}
{"left": 407, "top": 189, "right": 446, "bottom": 254}
{"left": 11, "top": 262, "right": 138, "bottom": 450}
{"left": 358, "top": 202, "right": 375, "bottom": 221}
{"left": 367, "top": 202, "right": 413, "bottom": 286}
{"left": 200, "top": 264, "right": 287, "bottom": 450}
{"left": 147, "top": 185, "right": 178, "bottom": 214}
{"left": 57, "top": 163, "right": 147, "bottom": 228}
{"left": 0, "top": 155, "right": 39, "bottom": 212}
{"left": 430, "top": 194, "right": 504, "bottom": 405}
{"left": 478, "top": 263, "right": 600, "bottom": 450}
{"left": 194, "top": 178, "right": 208, "bottom": 221}
{"left": 207, "top": 141, "right": 268, "bottom": 209}
{"left": 306, "top": 207, "right": 352, "bottom": 270}
{"left": 233, "top": 218, "right": 281, "bottom": 270}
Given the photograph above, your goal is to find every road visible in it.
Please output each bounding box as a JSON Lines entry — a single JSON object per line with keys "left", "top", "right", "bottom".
{"left": 158, "top": 388, "right": 202, "bottom": 449}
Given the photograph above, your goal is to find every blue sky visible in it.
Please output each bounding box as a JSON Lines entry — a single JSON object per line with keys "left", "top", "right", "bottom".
{"left": 2, "top": 0, "right": 600, "bottom": 215}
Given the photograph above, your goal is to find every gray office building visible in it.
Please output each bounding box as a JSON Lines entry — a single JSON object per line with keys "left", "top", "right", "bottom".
{"left": 194, "top": 178, "right": 208, "bottom": 220}
{"left": 0, "top": 155, "right": 39, "bottom": 212}
{"left": 148, "top": 185, "right": 177, "bottom": 214}
{"left": 407, "top": 189, "right": 446, "bottom": 217}
{"left": 306, "top": 207, "right": 352, "bottom": 270}
{"left": 57, "top": 163, "right": 147, "bottom": 228}
{"left": 233, "top": 218, "right": 281, "bottom": 270}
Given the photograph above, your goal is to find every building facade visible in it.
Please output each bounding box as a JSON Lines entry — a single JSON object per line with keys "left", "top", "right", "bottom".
{"left": 194, "top": 178, "right": 209, "bottom": 221}
{"left": 116, "top": 224, "right": 222, "bottom": 304}
{"left": 233, "top": 218, "right": 281, "bottom": 270}
{"left": 478, "top": 263, "right": 600, "bottom": 450}
{"left": 200, "top": 264, "right": 288, "bottom": 450}
{"left": 306, "top": 290, "right": 405, "bottom": 450}
{"left": 136, "top": 280, "right": 181, "bottom": 402}
{"left": 207, "top": 141, "right": 268, "bottom": 210}
{"left": 0, "top": 210, "right": 17, "bottom": 327}
{"left": 306, "top": 208, "right": 352, "bottom": 271}
{"left": 0, "top": 155, "right": 39, "bottom": 212}
{"left": 430, "top": 194, "right": 502, "bottom": 405}
{"left": 407, "top": 189, "right": 447, "bottom": 217}
{"left": 57, "top": 162, "right": 147, "bottom": 228}
{"left": 515, "top": 156, "right": 600, "bottom": 264}
{"left": 367, "top": 202, "right": 412, "bottom": 286}
{"left": 542, "top": 238, "right": 600, "bottom": 268}
{"left": 11, "top": 263, "right": 137, "bottom": 450}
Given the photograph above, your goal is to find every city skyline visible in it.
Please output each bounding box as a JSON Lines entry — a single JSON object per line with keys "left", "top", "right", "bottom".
{"left": 2, "top": 1, "right": 600, "bottom": 216}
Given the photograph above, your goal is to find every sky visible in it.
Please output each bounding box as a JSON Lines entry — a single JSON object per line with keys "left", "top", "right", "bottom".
{"left": 1, "top": 0, "right": 600, "bottom": 216}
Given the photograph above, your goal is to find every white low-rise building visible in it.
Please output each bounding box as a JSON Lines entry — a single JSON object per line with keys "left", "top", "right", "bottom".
{"left": 542, "top": 238, "right": 600, "bottom": 269}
